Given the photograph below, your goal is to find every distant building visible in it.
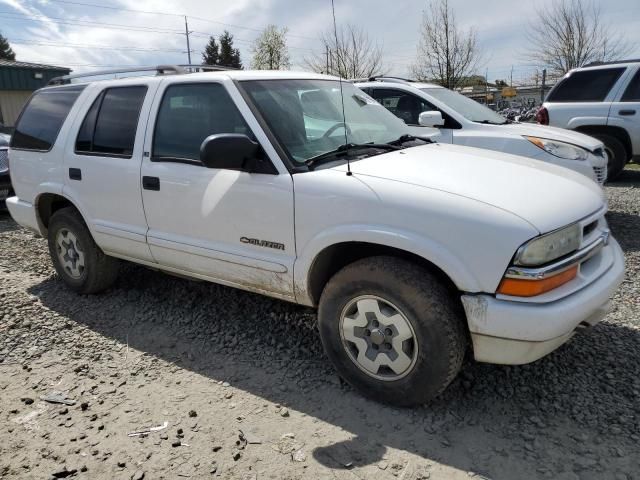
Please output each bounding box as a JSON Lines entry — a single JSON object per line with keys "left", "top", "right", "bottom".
{"left": 0, "top": 60, "right": 71, "bottom": 128}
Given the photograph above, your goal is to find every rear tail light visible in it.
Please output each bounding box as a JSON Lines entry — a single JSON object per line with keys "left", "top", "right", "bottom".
{"left": 535, "top": 106, "right": 549, "bottom": 125}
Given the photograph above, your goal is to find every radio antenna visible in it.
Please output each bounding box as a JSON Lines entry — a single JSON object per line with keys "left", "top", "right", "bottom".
{"left": 330, "top": 0, "right": 352, "bottom": 176}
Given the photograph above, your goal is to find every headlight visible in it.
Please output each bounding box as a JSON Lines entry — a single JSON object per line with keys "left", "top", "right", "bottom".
{"left": 514, "top": 223, "right": 581, "bottom": 266}
{"left": 526, "top": 136, "right": 589, "bottom": 161}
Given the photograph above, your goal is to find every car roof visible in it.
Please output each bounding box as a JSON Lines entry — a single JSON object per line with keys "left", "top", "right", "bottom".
{"left": 569, "top": 59, "right": 640, "bottom": 73}
{"left": 354, "top": 80, "right": 444, "bottom": 90}
{"left": 42, "top": 69, "right": 341, "bottom": 91}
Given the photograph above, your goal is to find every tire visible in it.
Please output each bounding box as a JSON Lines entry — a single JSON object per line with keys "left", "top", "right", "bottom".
{"left": 47, "top": 207, "right": 119, "bottom": 294}
{"left": 592, "top": 133, "right": 628, "bottom": 181}
{"left": 318, "top": 256, "right": 467, "bottom": 406}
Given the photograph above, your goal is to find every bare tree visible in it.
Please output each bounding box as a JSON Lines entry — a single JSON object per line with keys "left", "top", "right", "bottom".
{"left": 412, "top": 0, "right": 481, "bottom": 89}
{"left": 526, "top": 0, "right": 631, "bottom": 75}
{"left": 305, "top": 24, "right": 385, "bottom": 79}
{"left": 251, "top": 25, "right": 291, "bottom": 70}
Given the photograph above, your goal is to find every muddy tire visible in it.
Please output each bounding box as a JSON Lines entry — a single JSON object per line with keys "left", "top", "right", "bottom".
{"left": 47, "top": 207, "right": 119, "bottom": 294}
{"left": 318, "top": 256, "right": 467, "bottom": 406}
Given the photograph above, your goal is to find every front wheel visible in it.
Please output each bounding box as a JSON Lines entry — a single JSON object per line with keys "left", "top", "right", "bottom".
{"left": 47, "top": 207, "right": 119, "bottom": 294}
{"left": 318, "top": 256, "right": 467, "bottom": 406}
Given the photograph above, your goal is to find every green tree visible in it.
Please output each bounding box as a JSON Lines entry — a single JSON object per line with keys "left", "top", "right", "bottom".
{"left": 219, "top": 31, "right": 242, "bottom": 68}
{"left": 0, "top": 32, "right": 16, "bottom": 61}
{"left": 201, "top": 36, "right": 220, "bottom": 65}
{"left": 251, "top": 25, "right": 291, "bottom": 70}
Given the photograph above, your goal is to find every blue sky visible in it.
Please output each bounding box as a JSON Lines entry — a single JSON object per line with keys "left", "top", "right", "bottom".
{"left": 0, "top": 0, "right": 638, "bottom": 83}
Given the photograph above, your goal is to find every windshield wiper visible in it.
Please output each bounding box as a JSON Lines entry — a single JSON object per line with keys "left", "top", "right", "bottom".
{"left": 305, "top": 143, "right": 400, "bottom": 169}
{"left": 386, "top": 134, "right": 432, "bottom": 146}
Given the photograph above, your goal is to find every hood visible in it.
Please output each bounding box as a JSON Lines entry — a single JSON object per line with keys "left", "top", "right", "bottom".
{"left": 497, "top": 123, "right": 603, "bottom": 151}
{"left": 335, "top": 143, "right": 605, "bottom": 233}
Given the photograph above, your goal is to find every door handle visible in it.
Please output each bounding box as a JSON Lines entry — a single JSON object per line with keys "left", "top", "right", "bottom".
{"left": 69, "top": 168, "right": 81, "bottom": 181}
{"left": 142, "top": 176, "right": 160, "bottom": 191}
{"left": 619, "top": 109, "right": 636, "bottom": 116}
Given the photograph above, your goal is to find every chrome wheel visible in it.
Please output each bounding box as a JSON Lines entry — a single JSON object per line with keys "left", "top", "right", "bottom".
{"left": 55, "top": 229, "right": 85, "bottom": 279}
{"left": 340, "top": 295, "right": 418, "bottom": 381}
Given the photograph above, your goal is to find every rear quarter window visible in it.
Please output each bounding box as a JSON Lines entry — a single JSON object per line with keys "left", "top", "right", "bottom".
{"left": 547, "top": 68, "right": 625, "bottom": 102}
{"left": 11, "top": 85, "right": 85, "bottom": 151}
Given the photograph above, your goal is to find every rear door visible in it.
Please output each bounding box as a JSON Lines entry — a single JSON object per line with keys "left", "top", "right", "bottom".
{"left": 139, "top": 78, "right": 296, "bottom": 300}
{"left": 608, "top": 66, "right": 640, "bottom": 158}
{"left": 63, "top": 82, "right": 157, "bottom": 262}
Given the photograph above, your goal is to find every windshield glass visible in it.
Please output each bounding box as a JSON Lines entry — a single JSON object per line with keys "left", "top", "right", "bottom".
{"left": 421, "top": 87, "right": 507, "bottom": 124}
{"left": 240, "top": 79, "right": 410, "bottom": 164}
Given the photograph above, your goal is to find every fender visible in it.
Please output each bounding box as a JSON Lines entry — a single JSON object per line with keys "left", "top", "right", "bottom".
{"left": 566, "top": 116, "right": 608, "bottom": 130}
{"left": 293, "top": 223, "right": 483, "bottom": 306}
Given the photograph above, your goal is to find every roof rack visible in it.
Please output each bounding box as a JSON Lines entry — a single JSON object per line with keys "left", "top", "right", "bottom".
{"left": 369, "top": 76, "right": 414, "bottom": 84}
{"left": 582, "top": 59, "right": 640, "bottom": 68}
{"left": 47, "top": 64, "right": 234, "bottom": 86}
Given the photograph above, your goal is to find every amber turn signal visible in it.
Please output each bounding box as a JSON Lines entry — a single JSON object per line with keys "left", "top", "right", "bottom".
{"left": 497, "top": 265, "right": 578, "bottom": 297}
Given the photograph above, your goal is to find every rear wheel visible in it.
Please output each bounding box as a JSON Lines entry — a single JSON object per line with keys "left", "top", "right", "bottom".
{"left": 592, "top": 133, "right": 628, "bottom": 181}
{"left": 47, "top": 207, "right": 119, "bottom": 294}
{"left": 318, "top": 256, "right": 466, "bottom": 406}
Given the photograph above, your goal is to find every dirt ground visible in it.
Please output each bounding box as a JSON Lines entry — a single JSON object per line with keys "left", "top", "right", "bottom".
{"left": 1, "top": 169, "right": 639, "bottom": 480}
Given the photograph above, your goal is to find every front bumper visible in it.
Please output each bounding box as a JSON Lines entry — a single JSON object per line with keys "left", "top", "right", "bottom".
{"left": 461, "top": 238, "right": 625, "bottom": 365}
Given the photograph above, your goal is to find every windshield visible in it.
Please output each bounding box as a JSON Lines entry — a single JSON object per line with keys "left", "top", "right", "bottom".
{"left": 421, "top": 87, "right": 507, "bottom": 124}
{"left": 240, "top": 79, "right": 410, "bottom": 164}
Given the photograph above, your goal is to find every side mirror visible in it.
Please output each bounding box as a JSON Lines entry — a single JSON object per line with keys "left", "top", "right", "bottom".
{"left": 200, "top": 134, "right": 261, "bottom": 171}
{"left": 418, "top": 111, "right": 445, "bottom": 127}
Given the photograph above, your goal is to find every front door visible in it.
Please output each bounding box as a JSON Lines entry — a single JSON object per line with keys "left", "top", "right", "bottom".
{"left": 366, "top": 87, "right": 452, "bottom": 143}
{"left": 140, "top": 79, "right": 296, "bottom": 300}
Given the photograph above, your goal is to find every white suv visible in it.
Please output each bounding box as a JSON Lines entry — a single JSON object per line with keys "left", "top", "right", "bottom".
{"left": 539, "top": 60, "right": 640, "bottom": 180}
{"left": 355, "top": 78, "right": 609, "bottom": 184}
{"left": 6, "top": 67, "right": 624, "bottom": 406}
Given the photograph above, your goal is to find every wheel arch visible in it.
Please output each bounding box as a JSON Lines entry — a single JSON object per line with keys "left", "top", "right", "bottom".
{"left": 302, "top": 240, "right": 468, "bottom": 307}
{"left": 574, "top": 125, "right": 632, "bottom": 159}
{"left": 35, "top": 192, "right": 83, "bottom": 235}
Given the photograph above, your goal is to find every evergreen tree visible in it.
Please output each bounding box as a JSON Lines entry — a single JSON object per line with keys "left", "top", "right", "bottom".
{"left": 0, "top": 32, "right": 16, "bottom": 61}
{"left": 202, "top": 36, "right": 220, "bottom": 65}
{"left": 218, "top": 31, "right": 242, "bottom": 69}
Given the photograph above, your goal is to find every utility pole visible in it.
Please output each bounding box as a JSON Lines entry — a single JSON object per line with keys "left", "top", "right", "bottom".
{"left": 541, "top": 68, "right": 547, "bottom": 103}
{"left": 510, "top": 65, "right": 513, "bottom": 87}
{"left": 325, "top": 44, "right": 329, "bottom": 74}
{"left": 184, "top": 16, "right": 192, "bottom": 64}
{"left": 485, "top": 68, "right": 489, "bottom": 105}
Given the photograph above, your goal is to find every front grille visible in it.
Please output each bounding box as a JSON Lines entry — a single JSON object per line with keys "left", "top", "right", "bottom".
{"left": 593, "top": 165, "right": 607, "bottom": 185}
{"left": 0, "top": 149, "right": 8, "bottom": 172}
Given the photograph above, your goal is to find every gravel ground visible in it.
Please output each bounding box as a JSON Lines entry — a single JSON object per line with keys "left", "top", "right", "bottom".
{"left": 1, "top": 169, "right": 639, "bottom": 480}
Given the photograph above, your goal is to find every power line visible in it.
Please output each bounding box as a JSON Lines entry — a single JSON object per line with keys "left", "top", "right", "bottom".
{"left": 45, "top": 0, "right": 317, "bottom": 40}
{"left": 9, "top": 39, "right": 184, "bottom": 53}
{"left": 0, "top": 11, "right": 184, "bottom": 34}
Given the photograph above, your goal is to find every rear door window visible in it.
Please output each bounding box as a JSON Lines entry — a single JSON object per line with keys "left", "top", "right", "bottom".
{"left": 621, "top": 69, "right": 640, "bottom": 102}
{"left": 547, "top": 68, "right": 625, "bottom": 102}
{"left": 11, "top": 85, "right": 85, "bottom": 151}
{"left": 75, "top": 86, "right": 147, "bottom": 157}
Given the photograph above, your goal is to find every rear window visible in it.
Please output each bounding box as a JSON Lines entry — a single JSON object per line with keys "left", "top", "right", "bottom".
{"left": 75, "top": 86, "right": 147, "bottom": 157}
{"left": 11, "top": 85, "right": 85, "bottom": 151}
{"left": 547, "top": 68, "right": 625, "bottom": 102}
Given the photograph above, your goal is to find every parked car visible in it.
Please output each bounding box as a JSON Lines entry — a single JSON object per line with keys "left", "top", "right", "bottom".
{"left": 538, "top": 60, "right": 640, "bottom": 180}
{"left": 6, "top": 67, "right": 624, "bottom": 406}
{"left": 355, "top": 77, "right": 608, "bottom": 185}
{"left": 0, "top": 132, "right": 12, "bottom": 207}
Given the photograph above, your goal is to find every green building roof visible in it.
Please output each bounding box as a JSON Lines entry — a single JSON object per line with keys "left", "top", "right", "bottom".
{"left": 0, "top": 59, "right": 72, "bottom": 91}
